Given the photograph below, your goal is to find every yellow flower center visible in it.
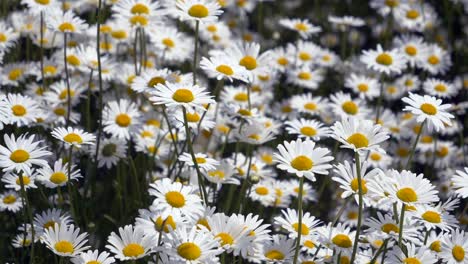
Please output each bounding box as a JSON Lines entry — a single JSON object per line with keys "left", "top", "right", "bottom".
{"left": 357, "top": 83, "right": 369, "bottom": 92}
{"left": 290, "top": 155, "right": 314, "bottom": 171}
{"left": 403, "top": 258, "right": 421, "bottom": 264}
{"left": 86, "top": 261, "right": 101, "bottom": 264}
{"left": 59, "top": 89, "right": 75, "bottom": 100}
{"left": 265, "top": 250, "right": 285, "bottom": 260}
{"left": 295, "top": 23, "right": 308, "bottom": 31}
{"left": 239, "top": 56, "right": 257, "bottom": 70}
{"left": 427, "top": 55, "right": 440, "bottom": 65}
{"left": 131, "top": 3, "right": 149, "bottom": 14}
{"left": 216, "top": 65, "right": 234, "bottom": 76}
{"left": 155, "top": 215, "right": 176, "bottom": 233}
{"left": 148, "top": 76, "right": 166, "bottom": 88}
{"left": 255, "top": 187, "right": 269, "bottom": 195}
{"left": 341, "top": 101, "right": 358, "bottom": 115}
{"left": 436, "top": 146, "right": 449, "bottom": 158}
{"left": 58, "top": 22, "right": 75, "bottom": 32}
{"left": 304, "top": 240, "right": 315, "bottom": 249}
{"left": 50, "top": 172, "right": 67, "bottom": 184}
{"left": 208, "top": 170, "right": 225, "bottom": 179}
{"left": 298, "top": 72, "right": 311, "bottom": 80}
{"left": 405, "top": 45, "right": 417, "bottom": 56}
{"left": 11, "top": 105, "right": 27, "bottom": 116}
{"left": 44, "top": 65, "right": 57, "bottom": 75}
{"left": 122, "top": 243, "right": 144, "bottom": 257}
{"left": 177, "top": 242, "right": 201, "bottom": 260}
{"left": 452, "top": 245, "right": 465, "bottom": 261}
{"left": 434, "top": 84, "right": 447, "bottom": 92}
{"left": 216, "top": 232, "right": 234, "bottom": 246}
{"left": 406, "top": 10, "right": 420, "bottom": 19}
{"left": 8, "top": 68, "right": 23, "bottom": 80}
{"left": 421, "top": 135, "right": 433, "bottom": 144}
{"left": 422, "top": 211, "right": 441, "bottom": 223}
{"left": 420, "top": 103, "right": 437, "bottom": 115}
{"left": 15, "top": 176, "right": 31, "bottom": 186}
{"left": 396, "top": 187, "right": 418, "bottom": 203}
{"left": 370, "top": 153, "right": 381, "bottom": 161}
{"left": 347, "top": 211, "right": 358, "bottom": 219}
{"left": 405, "top": 79, "right": 414, "bottom": 87}
{"left": 63, "top": 133, "right": 83, "bottom": 144}
{"left": 172, "top": 89, "right": 194, "bottom": 103}
{"left": 277, "top": 57, "right": 288, "bottom": 66}
{"left": 54, "top": 107, "right": 66, "bottom": 116}
{"left": 43, "top": 220, "right": 57, "bottom": 230}
{"left": 10, "top": 150, "right": 30, "bottom": 163}
{"left": 347, "top": 133, "right": 369, "bottom": 149}
{"left": 66, "top": 55, "right": 81, "bottom": 66}
{"left": 385, "top": 0, "right": 399, "bottom": 7}
{"left": 237, "top": 108, "right": 251, "bottom": 116}
{"left": 3, "top": 195, "right": 16, "bottom": 204}
{"left": 54, "top": 241, "right": 74, "bottom": 254}
{"left": 195, "top": 157, "right": 207, "bottom": 164}
{"left": 186, "top": 112, "right": 201, "bottom": 123}
{"left": 111, "top": 30, "right": 127, "bottom": 39}
{"left": 332, "top": 234, "right": 352, "bottom": 248}
{"left": 292, "top": 222, "right": 310, "bottom": 235}
{"left": 35, "top": 0, "right": 50, "bottom": 4}
{"left": 375, "top": 53, "right": 393, "bottom": 66}
{"left": 188, "top": 4, "right": 209, "bottom": 18}
{"left": 234, "top": 92, "right": 248, "bottom": 102}
{"left": 162, "top": 38, "right": 175, "bottom": 48}
{"left": 430, "top": 241, "right": 441, "bottom": 252}
{"left": 165, "top": 191, "right": 185, "bottom": 208}
{"left": 130, "top": 15, "right": 148, "bottom": 26}
{"left": 350, "top": 178, "right": 368, "bottom": 194}
{"left": 300, "top": 126, "right": 317, "bottom": 137}
{"left": 381, "top": 223, "right": 399, "bottom": 234}
{"left": 115, "top": 113, "right": 132, "bottom": 127}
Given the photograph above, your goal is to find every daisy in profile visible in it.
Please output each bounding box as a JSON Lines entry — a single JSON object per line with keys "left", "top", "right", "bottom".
{"left": 0, "top": 134, "right": 51, "bottom": 174}
{"left": 131, "top": 68, "right": 171, "bottom": 93}
{"left": 37, "top": 159, "right": 82, "bottom": 188}
{"left": 91, "top": 137, "right": 127, "bottom": 169}
{"left": 179, "top": 152, "right": 219, "bottom": 172}
{"left": 452, "top": 167, "right": 468, "bottom": 198}
{"left": 360, "top": 44, "right": 407, "bottom": 75}
{"left": 106, "top": 225, "right": 155, "bottom": 261}
{"left": 103, "top": 99, "right": 141, "bottom": 140}
{"left": 0, "top": 22, "right": 19, "bottom": 51}
{"left": 402, "top": 92, "right": 454, "bottom": 132}
{"left": 259, "top": 235, "right": 295, "bottom": 263}
{"left": 42, "top": 223, "right": 89, "bottom": 257}
{"left": 33, "top": 208, "right": 72, "bottom": 237}
{"left": 387, "top": 170, "right": 439, "bottom": 206}
{"left": 161, "top": 225, "right": 222, "bottom": 263}
{"left": 440, "top": 229, "right": 468, "bottom": 264}
{"left": 51, "top": 127, "right": 96, "bottom": 148}
{"left": 71, "top": 250, "right": 115, "bottom": 264}
{"left": 150, "top": 82, "right": 215, "bottom": 111}
{"left": 285, "top": 119, "right": 331, "bottom": 141}
{"left": 274, "top": 208, "right": 321, "bottom": 239}
{"left": 2, "top": 171, "right": 37, "bottom": 191}
{"left": 149, "top": 178, "right": 204, "bottom": 219}
{"left": 175, "top": 0, "right": 223, "bottom": 23}
{"left": 423, "top": 78, "right": 457, "bottom": 98}
{"left": 0, "top": 191, "right": 23, "bottom": 212}
{"left": 234, "top": 121, "right": 277, "bottom": 145}
{"left": 0, "top": 93, "right": 41, "bottom": 127}
{"left": 328, "top": 15, "right": 365, "bottom": 29}
{"left": 274, "top": 138, "right": 333, "bottom": 182}
{"left": 331, "top": 117, "right": 390, "bottom": 154}
{"left": 279, "top": 18, "right": 321, "bottom": 39}
{"left": 345, "top": 73, "right": 380, "bottom": 99}
{"left": 46, "top": 10, "right": 88, "bottom": 34}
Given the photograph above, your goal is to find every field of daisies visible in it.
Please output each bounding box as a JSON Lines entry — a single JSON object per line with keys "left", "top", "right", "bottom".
{"left": 1, "top": 0, "right": 468, "bottom": 263}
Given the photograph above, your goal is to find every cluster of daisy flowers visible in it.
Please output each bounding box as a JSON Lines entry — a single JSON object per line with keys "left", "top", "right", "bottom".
{"left": 0, "top": 0, "right": 468, "bottom": 263}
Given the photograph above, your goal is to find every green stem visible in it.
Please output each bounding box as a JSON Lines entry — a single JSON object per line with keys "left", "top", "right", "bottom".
{"left": 331, "top": 196, "right": 351, "bottom": 227}
{"left": 350, "top": 153, "right": 363, "bottom": 263}
{"left": 193, "top": 21, "right": 200, "bottom": 85}
{"left": 19, "top": 173, "right": 35, "bottom": 263}
{"left": 292, "top": 177, "right": 304, "bottom": 264}
{"left": 40, "top": 12, "right": 45, "bottom": 90}
{"left": 398, "top": 204, "right": 405, "bottom": 248}
{"left": 67, "top": 147, "right": 77, "bottom": 223}
{"left": 94, "top": 0, "right": 104, "bottom": 179}
{"left": 63, "top": 32, "right": 71, "bottom": 126}
{"left": 405, "top": 120, "right": 426, "bottom": 170}
{"left": 370, "top": 238, "right": 389, "bottom": 264}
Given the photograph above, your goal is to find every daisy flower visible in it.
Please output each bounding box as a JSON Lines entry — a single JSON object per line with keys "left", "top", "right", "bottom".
{"left": 274, "top": 138, "right": 334, "bottom": 182}
{"left": 131, "top": 68, "right": 172, "bottom": 93}
{"left": 387, "top": 170, "right": 439, "bottom": 206}
{"left": 328, "top": 15, "right": 365, "bottom": 29}
{"left": 51, "top": 127, "right": 96, "bottom": 148}
{"left": 91, "top": 137, "right": 127, "bottom": 169}
{"left": 0, "top": 93, "right": 41, "bottom": 127}
{"left": 103, "top": 99, "right": 141, "bottom": 140}
{"left": 0, "top": 191, "right": 23, "bottom": 213}
{"left": 106, "top": 225, "right": 155, "bottom": 261}
{"left": 412, "top": 204, "right": 458, "bottom": 232}
{"left": 175, "top": 0, "right": 223, "bottom": 23}
{"left": 250, "top": 180, "right": 276, "bottom": 207}
{"left": 21, "top": 0, "right": 59, "bottom": 15}
{"left": 287, "top": 66, "right": 324, "bottom": 90}
{"left": 112, "top": 0, "right": 163, "bottom": 28}
{"left": 387, "top": 243, "right": 437, "bottom": 264}
{"left": 200, "top": 55, "right": 249, "bottom": 82}
{"left": 150, "top": 82, "right": 215, "bottom": 111}
{"left": 279, "top": 18, "right": 321, "bottom": 39}
{"left": 345, "top": 73, "right": 380, "bottom": 99}
{"left": 360, "top": 44, "right": 407, "bottom": 75}
{"left": 71, "top": 250, "right": 115, "bottom": 264}
{"left": 46, "top": 10, "right": 88, "bottom": 34}
{"left": 317, "top": 223, "right": 356, "bottom": 255}
{"left": 179, "top": 152, "right": 219, "bottom": 172}
{"left": 274, "top": 208, "right": 321, "bottom": 239}
{"left": 393, "top": 34, "right": 429, "bottom": 67}
{"left": 290, "top": 93, "right": 328, "bottom": 116}
{"left": 161, "top": 225, "right": 223, "bottom": 263}
{"left": 37, "top": 159, "right": 82, "bottom": 188}
{"left": 420, "top": 44, "right": 451, "bottom": 75}
{"left": 234, "top": 121, "right": 277, "bottom": 145}
{"left": 33, "top": 208, "right": 72, "bottom": 236}
{"left": 402, "top": 92, "right": 454, "bottom": 132}
{"left": 1, "top": 171, "right": 37, "bottom": 191}
{"left": 149, "top": 178, "right": 204, "bottom": 220}
{"left": 329, "top": 92, "right": 370, "bottom": 119}
{"left": 423, "top": 78, "right": 458, "bottom": 98}
{"left": 285, "top": 118, "right": 331, "bottom": 141}
{"left": 42, "top": 223, "right": 89, "bottom": 257}
{"left": 259, "top": 235, "right": 295, "bottom": 263}
{"left": 452, "top": 167, "right": 468, "bottom": 198}
{"left": 0, "top": 22, "right": 20, "bottom": 51}
{"left": 331, "top": 117, "right": 390, "bottom": 154}
{"left": 440, "top": 229, "right": 468, "bottom": 264}
{"left": 0, "top": 134, "right": 51, "bottom": 175}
